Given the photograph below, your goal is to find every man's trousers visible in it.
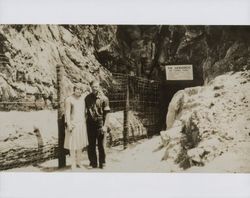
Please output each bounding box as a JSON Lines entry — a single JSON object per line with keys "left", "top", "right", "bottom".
{"left": 87, "top": 121, "right": 105, "bottom": 167}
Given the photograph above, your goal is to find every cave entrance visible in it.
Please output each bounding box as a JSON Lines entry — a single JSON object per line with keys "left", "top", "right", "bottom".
{"left": 107, "top": 68, "right": 204, "bottom": 138}
{"left": 159, "top": 81, "right": 198, "bottom": 130}
{"left": 159, "top": 64, "right": 204, "bottom": 130}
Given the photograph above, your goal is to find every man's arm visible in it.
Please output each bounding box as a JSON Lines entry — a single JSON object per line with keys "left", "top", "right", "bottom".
{"left": 102, "top": 96, "right": 110, "bottom": 132}
{"left": 103, "top": 112, "right": 110, "bottom": 132}
{"left": 84, "top": 96, "right": 88, "bottom": 120}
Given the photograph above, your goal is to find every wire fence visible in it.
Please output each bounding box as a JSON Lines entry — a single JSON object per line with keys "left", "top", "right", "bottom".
{"left": 0, "top": 72, "right": 161, "bottom": 170}
{"left": 0, "top": 143, "right": 58, "bottom": 171}
{"left": 108, "top": 73, "right": 161, "bottom": 136}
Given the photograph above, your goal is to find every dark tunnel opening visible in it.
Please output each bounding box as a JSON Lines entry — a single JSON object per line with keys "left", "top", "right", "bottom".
{"left": 158, "top": 71, "right": 204, "bottom": 132}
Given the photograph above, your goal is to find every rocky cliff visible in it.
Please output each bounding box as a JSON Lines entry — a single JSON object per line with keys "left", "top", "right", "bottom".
{"left": 113, "top": 26, "right": 250, "bottom": 83}
{"left": 1, "top": 25, "right": 250, "bottom": 110}
{"left": 0, "top": 25, "right": 116, "bottom": 110}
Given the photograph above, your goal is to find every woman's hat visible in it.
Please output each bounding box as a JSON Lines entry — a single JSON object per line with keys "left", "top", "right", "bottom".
{"left": 73, "top": 82, "right": 83, "bottom": 90}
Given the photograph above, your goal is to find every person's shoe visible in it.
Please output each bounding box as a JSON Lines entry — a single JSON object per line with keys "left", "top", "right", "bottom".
{"left": 88, "top": 162, "right": 97, "bottom": 169}
{"left": 71, "top": 164, "right": 77, "bottom": 170}
{"left": 99, "top": 164, "right": 103, "bottom": 169}
{"left": 76, "top": 164, "right": 84, "bottom": 169}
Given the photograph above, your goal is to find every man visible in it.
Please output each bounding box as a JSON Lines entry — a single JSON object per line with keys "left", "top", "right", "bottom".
{"left": 85, "top": 80, "right": 110, "bottom": 169}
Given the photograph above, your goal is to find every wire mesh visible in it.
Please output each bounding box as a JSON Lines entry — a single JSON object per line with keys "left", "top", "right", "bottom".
{"left": 0, "top": 144, "right": 58, "bottom": 171}
{"left": 108, "top": 73, "right": 161, "bottom": 136}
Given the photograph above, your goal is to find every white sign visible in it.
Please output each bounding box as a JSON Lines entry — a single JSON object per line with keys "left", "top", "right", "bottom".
{"left": 165, "top": 65, "right": 193, "bottom": 80}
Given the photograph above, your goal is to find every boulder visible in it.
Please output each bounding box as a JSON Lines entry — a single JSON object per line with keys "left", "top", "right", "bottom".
{"left": 160, "top": 126, "right": 183, "bottom": 147}
{"left": 107, "top": 111, "right": 147, "bottom": 146}
{"left": 162, "top": 70, "right": 250, "bottom": 170}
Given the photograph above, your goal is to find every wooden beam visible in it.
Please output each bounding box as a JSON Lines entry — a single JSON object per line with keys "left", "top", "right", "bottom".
{"left": 56, "top": 64, "right": 66, "bottom": 168}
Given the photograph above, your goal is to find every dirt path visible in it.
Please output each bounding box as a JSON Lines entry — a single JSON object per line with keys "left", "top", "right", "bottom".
{"left": 6, "top": 136, "right": 170, "bottom": 172}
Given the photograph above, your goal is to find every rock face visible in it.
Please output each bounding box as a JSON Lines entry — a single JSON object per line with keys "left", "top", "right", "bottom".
{"left": 1, "top": 25, "right": 249, "bottom": 116}
{"left": 111, "top": 26, "right": 250, "bottom": 131}
{"left": 162, "top": 70, "right": 250, "bottom": 169}
{"left": 0, "top": 25, "right": 115, "bottom": 110}
{"left": 203, "top": 26, "right": 250, "bottom": 83}
{"left": 105, "top": 26, "right": 250, "bottom": 83}
{"left": 0, "top": 110, "right": 146, "bottom": 170}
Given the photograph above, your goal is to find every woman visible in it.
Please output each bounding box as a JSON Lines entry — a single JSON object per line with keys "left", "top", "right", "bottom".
{"left": 64, "top": 83, "right": 88, "bottom": 170}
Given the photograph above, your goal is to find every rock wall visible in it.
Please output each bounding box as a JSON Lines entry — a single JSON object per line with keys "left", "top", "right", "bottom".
{"left": 113, "top": 26, "right": 250, "bottom": 83}
{"left": 109, "top": 25, "right": 250, "bottom": 131}
{"left": 203, "top": 26, "right": 250, "bottom": 83}
{"left": 1, "top": 25, "right": 249, "bottom": 111}
{"left": 0, "top": 25, "right": 116, "bottom": 110}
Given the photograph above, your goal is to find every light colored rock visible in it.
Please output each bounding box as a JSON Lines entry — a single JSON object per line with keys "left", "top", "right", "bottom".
{"left": 0, "top": 76, "right": 16, "bottom": 99}
{"left": 107, "top": 111, "right": 147, "bottom": 142}
{"left": 160, "top": 126, "right": 183, "bottom": 146}
{"left": 166, "top": 90, "right": 185, "bottom": 129}
{"left": 187, "top": 147, "right": 205, "bottom": 163}
{"left": 163, "top": 70, "right": 250, "bottom": 169}
{"left": 0, "top": 25, "right": 115, "bottom": 111}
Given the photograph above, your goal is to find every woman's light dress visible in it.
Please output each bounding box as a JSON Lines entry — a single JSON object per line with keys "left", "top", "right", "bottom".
{"left": 64, "top": 95, "right": 88, "bottom": 150}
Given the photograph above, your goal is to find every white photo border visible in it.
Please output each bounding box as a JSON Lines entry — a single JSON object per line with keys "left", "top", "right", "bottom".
{"left": 0, "top": 0, "right": 250, "bottom": 198}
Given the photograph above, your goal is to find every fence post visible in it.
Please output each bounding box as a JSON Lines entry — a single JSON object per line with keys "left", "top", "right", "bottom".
{"left": 123, "top": 75, "right": 130, "bottom": 149}
{"left": 56, "top": 64, "right": 66, "bottom": 168}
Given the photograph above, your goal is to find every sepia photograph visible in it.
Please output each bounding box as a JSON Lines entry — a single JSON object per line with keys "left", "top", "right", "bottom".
{"left": 0, "top": 24, "right": 250, "bottom": 173}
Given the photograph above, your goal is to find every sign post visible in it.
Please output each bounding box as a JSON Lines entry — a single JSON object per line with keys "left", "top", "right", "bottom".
{"left": 123, "top": 75, "right": 130, "bottom": 149}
